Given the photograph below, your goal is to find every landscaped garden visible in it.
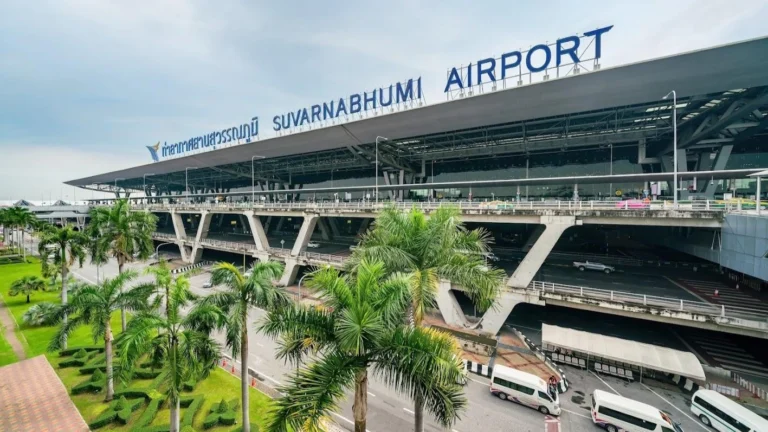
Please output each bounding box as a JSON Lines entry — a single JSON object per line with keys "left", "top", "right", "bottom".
{"left": 0, "top": 258, "right": 275, "bottom": 431}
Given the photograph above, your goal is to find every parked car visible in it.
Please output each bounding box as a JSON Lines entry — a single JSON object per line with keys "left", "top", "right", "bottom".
{"left": 485, "top": 252, "right": 500, "bottom": 262}
{"left": 307, "top": 241, "right": 320, "bottom": 248}
{"left": 203, "top": 280, "right": 213, "bottom": 289}
{"left": 573, "top": 261, "right": 615, "bottom": 274}
{"left": 349, "top": 245, "right": 358, "bottom": 251}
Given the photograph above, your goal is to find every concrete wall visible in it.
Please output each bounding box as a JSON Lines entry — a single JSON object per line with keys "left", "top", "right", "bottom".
{"left": 660, "top": 214, "right": 768, "bottom": 282}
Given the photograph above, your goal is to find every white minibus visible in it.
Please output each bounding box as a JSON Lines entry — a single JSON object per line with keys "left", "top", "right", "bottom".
{"left": 490, "top": 364, "right": 561, "bottom": 416}
{"left": 591, "top": 389, "right": 682, "bottom": 432}
{"left": 691, "top": 389, "right": 768, "bottom": 432}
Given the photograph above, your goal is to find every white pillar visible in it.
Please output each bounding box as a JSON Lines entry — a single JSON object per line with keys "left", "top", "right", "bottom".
{"left": 757, "top": 176, "right": 762, "bottom": 216}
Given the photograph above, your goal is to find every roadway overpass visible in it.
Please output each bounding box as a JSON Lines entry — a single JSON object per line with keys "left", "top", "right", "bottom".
{"left": 134, "top": 199, "right": 768, "bottom": 338}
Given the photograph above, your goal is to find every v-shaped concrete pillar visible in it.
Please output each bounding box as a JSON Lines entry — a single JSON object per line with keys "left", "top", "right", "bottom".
{"left": 479, "top": 216, "right": 574, "bottom": 335}
{"left": 243, "top": 211, "right": 269, "bottom": 251}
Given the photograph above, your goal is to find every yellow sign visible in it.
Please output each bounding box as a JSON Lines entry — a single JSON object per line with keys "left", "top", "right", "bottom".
{"left": 615, "top": 189, "right": 622, "bottom": 196}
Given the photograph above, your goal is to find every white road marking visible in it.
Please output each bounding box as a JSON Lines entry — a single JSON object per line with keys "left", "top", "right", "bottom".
{"left": 590, "top": 371, "right": 621, "bottom": 395}
{"left": 332, "top": 412, "right": 372, "bottom": 432}
{"left": 72, "top": 271, "right": 97, "bottom": 285}
{"left": 367, "top": 391, "right": 376, "bottom": 397}
{"left": 468, "top": 377, "right": 489, "bottom": 385}
{"left": 403, "top": 408, "right": 414, "bottom": 415}
{"left": 641, "top": 383, "right": 708, "bottom": 431}
{"left": 256, "top": 342, "right": 264, "bottom": 348}
{"left": 562, "top": 408, "right": 590, "bottom": 419}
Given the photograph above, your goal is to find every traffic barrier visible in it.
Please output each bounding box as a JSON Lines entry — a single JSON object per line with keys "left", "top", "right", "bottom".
{"left": 462, "top": 359, "right": 492, "bottom": 378}
{"left": 171, "top": 260, "right": 212, "bottom": 274}
{"left": 511, "top": 327, "right": 569, "bottom": 394}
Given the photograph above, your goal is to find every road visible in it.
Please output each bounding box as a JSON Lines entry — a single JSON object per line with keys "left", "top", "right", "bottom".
{"left": 68, "top": 258, "right": 602, "bottom": 432}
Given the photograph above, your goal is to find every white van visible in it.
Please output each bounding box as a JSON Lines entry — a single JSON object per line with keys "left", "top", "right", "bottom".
{"left": 691, "top": 389, "right": 768, "bottom": 432}
{"left": 490, "top": 364, "right": 560, "bottom": 416}
{"left": 591, "top": 389, "right": 682, "bottom": 432}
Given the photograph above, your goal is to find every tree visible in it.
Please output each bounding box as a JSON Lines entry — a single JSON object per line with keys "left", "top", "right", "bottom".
{"left": 144, "top": 260, "right": 176, "bottom": 317}
{"left": 347, "top": 206, "right": 505, "bottom": 431}
{"left": 260, "top": 261, "right": 466, "bottom": 432}
{"left": 38, "top": 225, "right": 87, "bottom": 350}
{"left": 49, "top": 270, "right": 154, "bottom": 401}
{"left": 9, "top": 275, "right": 46, "bottom": 303}
{"left": 88, "top": 199, "right": 158, "bottom": 331}
{"left": 204, "top": 261, "right": 286, "bottom": 432}
{"left": 3, "top": 206, "right": 37, "bottom": 258}
{"left": 118, "top": 274, "right": 222, "bottom": 432}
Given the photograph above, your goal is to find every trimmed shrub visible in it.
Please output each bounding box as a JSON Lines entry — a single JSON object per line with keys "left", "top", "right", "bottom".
{"left": 150, "top": 371, "right": 168, "bottom": 389}
{"left": 135, "top": 398, "right": 163, "bottom": 428}
{"left": 180, "top": 395, "right": 205, "bottom": 427}
{"left": 74, "top": 348, "right": 88, "bottom": 358}
{"left": 231, "top": 425, "right": 259, "bottom": 432}
{"left": 203, "top": 398, "right": 237, "bottom": 429}
{"left": 134, "top": 369, "right": 161, "bottom": 380}
{"left": 182, "top": 378, "right": 197, "bottom": 391}
{"left": 220, "top": 410, "right": 236, "bottom": 426}
{"left": 116, "top": 407, "right": 133, "bottom": 425}
{"left": 113, "top": 388, "right": 151, "bottom": 400}
{"left": 60, "top": 345, "right": 103, "bottom": 356}
{"left": 59, "top": 358, "right": 87, "bottom": 368}
{"left": 181, "top": 426, "right": 196, "bottom": 432}
{"left": 88, "top": 411, "right": 117, "bottom": 429}
{"left": 92, "top": 368, "right": 105, "bottom": 382}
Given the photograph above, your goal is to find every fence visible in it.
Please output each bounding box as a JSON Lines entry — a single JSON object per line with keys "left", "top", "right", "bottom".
{"left": 530, "top": 281, "right": 768, "bottom": 323}
{"left": 131, "top": 199, "right": 736, "bottom": 213}
{"left": 732, "top": 371, "right": 768, "bottom": 402}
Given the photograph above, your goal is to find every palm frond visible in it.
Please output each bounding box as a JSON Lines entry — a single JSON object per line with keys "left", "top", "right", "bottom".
{"left": 258, "top": 304, "right": 336, "bottom": 348}
{"left": 265, "top": 352, "right": 359, "bottom": 432}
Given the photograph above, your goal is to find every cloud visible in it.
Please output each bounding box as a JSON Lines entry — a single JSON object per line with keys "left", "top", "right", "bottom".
{"left": 0, "top": 144, "right": 146, "bottom": 200}
{"left": 0, "top": 0, "right": 766, "bottom": 198}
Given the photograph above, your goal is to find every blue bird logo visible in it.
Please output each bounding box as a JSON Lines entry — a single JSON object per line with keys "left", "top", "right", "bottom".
{"left": 146, "top": 142, "right": 160, "bottom": 162}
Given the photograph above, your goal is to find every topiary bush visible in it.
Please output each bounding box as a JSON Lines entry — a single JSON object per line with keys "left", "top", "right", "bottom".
{"left": 74, "top": 348, "right": 88, "bottom": 359}
{"left": 180, "top": 395, "right": 205, "bottom": 428}
{"left": 88, "top": 397, "right": 144, "bottom": 429}
{"left": 203, "top": 398, "right": 238, "bottom": 429}
{"left": 72, "top": 369, "right": 106, "bottom": 395}
{"left": 134, "top": 398, "right": 163, "bottom": 428}
{"left": 59, "top": 345, "right": 103, "bottom": 356}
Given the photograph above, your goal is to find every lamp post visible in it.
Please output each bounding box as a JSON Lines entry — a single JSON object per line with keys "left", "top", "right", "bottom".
{"left": 297, "top": 273, "right": 310, "bottom": 302}
{"left": 155, "top": 241, "right": 175, "bottom": 262}
{"left": 663, "top": 91, "right": 678, "bottom": 207}
{"left": 143, "top": 173, "right": 155, "bottom": 204}
{"left": 185, "top": 167, "right": 198, "bottom": 203}
{"left": 251, "top": 155, "right": 265, "bottom": 204}
{"left": 375, "top": 136, "right": 388, "bottom": 204}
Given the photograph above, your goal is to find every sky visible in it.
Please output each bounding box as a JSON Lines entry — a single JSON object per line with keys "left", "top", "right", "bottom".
{"left": 1, "top": 0, "right": 767, "bottom": 200}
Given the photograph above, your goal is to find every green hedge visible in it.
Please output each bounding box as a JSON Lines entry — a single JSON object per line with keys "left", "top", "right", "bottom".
{"left": 134, "top": 398, "right": 163, "bottom": 428}
{"left": 113, "top": 388, "right": 152, "bottom": 400}
{"left": 134, "top": 369, "right": 162, "bottom": 380}
{"left": 202, "top": 398, "right": 238, "bottom": 429}
{"left": 181, "top": 395, "right": 205, "bottom": 428}
{"left": 59, "top": 358, "right": 88, "bottom": 368}
{"left": 89, "top": 411, "right": 118, "bottom": 429}
{"left": 60, "top": 345, "right": 103, "bottom": 356}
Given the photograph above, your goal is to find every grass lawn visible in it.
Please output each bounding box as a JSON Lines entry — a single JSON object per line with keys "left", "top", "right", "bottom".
{"left": 0, "top": 258, "right": 278, "bottom": 431}
{"left": 0, "top": 323, "right": 18, "bottom": 366}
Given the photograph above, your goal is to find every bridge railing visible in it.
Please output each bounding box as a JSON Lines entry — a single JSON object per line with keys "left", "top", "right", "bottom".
{"left": 530, "top": 281, "right": 768, "bottom": 322}
{"left": 151, "top": 232, "right": 176, "bottom": 240}
{"left": 130, "top": 199, "right": 735, "bottom": 213}
{"left": 200, "top": 238, "right": 255, "bottom": 252}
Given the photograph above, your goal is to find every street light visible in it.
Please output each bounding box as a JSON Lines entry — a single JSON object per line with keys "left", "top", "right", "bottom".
{"left": 375, "top": 136, "right": 388, "bottom": 204}
{"left": 143, "top": 173, "right": 155, "bottom": 203}
{"left": 155, "top": 241, "right": 175, "bottom": 261}
{"left": 280, "top": 239, "right": 285, "bottom": 252}
{"left": 251, "top": 155, "right": 266, "bottom": 204}
{"left": 663, "top": 90, "right": 678, "bottom": 207}
{"left": 185, "top": 167, "right": 198, "bottom": 203}
{"left": 297, "top": 273, "right": 310, "bottom": 302}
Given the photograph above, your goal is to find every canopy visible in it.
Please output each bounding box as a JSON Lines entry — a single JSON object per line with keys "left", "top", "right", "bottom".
{"left": 542, "top": 324, "right": 706, "bottom": 381}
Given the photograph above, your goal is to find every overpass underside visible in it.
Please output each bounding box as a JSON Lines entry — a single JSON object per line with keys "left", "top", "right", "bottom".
{"left": 140, "top": 204, "right": 768, "bottom": 339}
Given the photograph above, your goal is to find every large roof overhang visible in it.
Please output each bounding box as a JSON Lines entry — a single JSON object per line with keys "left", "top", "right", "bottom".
{"left": 67, "top": 36, "right": 768, "bottom": 187}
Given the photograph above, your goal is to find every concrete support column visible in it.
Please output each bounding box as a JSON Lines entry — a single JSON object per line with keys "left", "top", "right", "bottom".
{"left": 243, "top": 211, "right": 269, "bottom": 251}
{"left": 316, "top": 218, "right": 333, "bottom": 241}
{"left": 274, "top": 217, "right": 286, "bottom": 234}
{"left": 357, "top": 218, "right": 371, "bottom": 237}
{"left": 279, "top": 257, "right": 301, "bottom": 286}
{"left": 480, "top": 289, "right": 545, "bottom": 335}
{"left": 264, "top": 216, "right": 273, "bottom": 234}
{"left": 171, "top": 212, "right": 188, "bottom": 241}
{"left": 238, "top": 214, "right": 249, "bottom": 233}
{"left": 506, "top": 216, "right": 574, "bottom": 288}
{"left": 522, "top": 225, "right": 546, "bottom": 253}
{"left": 436, "top": 280, "right": 471, "bottom": 328}
{"left": 290, "top": 214, "right": 319, "bottom": 256}
{"left": 327, "top": 217, "right": 341, "bottom": 238}
{"left": 254, "top": 251, "right": 270, "bottom": 263}
{"left": 188, "top": 211, "right": 212, "bottom": 265}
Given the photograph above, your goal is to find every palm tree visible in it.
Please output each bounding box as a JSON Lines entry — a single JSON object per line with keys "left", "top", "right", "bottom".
{"left": 144, "top": 260, "right": 176, "bottom": 317}
{"left": 203, "top": 261, "right": 286, "bottom": 432}
{"left": 4, "top": 206, "right": 37, "bottom": 258}
{"left": 118, "top": 274, "right": 222, "bottom": 432}
{"left": 347, "top": 206, "right": 505, "bottom": 431}
{"left": 9, "top": 275, "right": 46, "bottom": 303}
{"left": 260, "top": 261, "right": 467, "bottom": 432}
{"left": 0, "top": 208, "right": 9, "bottom": 248}
{"left": 38, "top": 225, "right": 88, "bottom": 350}
{"left": 88, "top": 199, "right": 158, "bottom": 331}
{"left": 49, "top": 270, "right": 155, "bottom": 401}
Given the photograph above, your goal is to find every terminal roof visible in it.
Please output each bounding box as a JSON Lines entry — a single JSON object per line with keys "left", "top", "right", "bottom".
{"left": 67, "top": 36, "right": 768, "bottom": 187}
